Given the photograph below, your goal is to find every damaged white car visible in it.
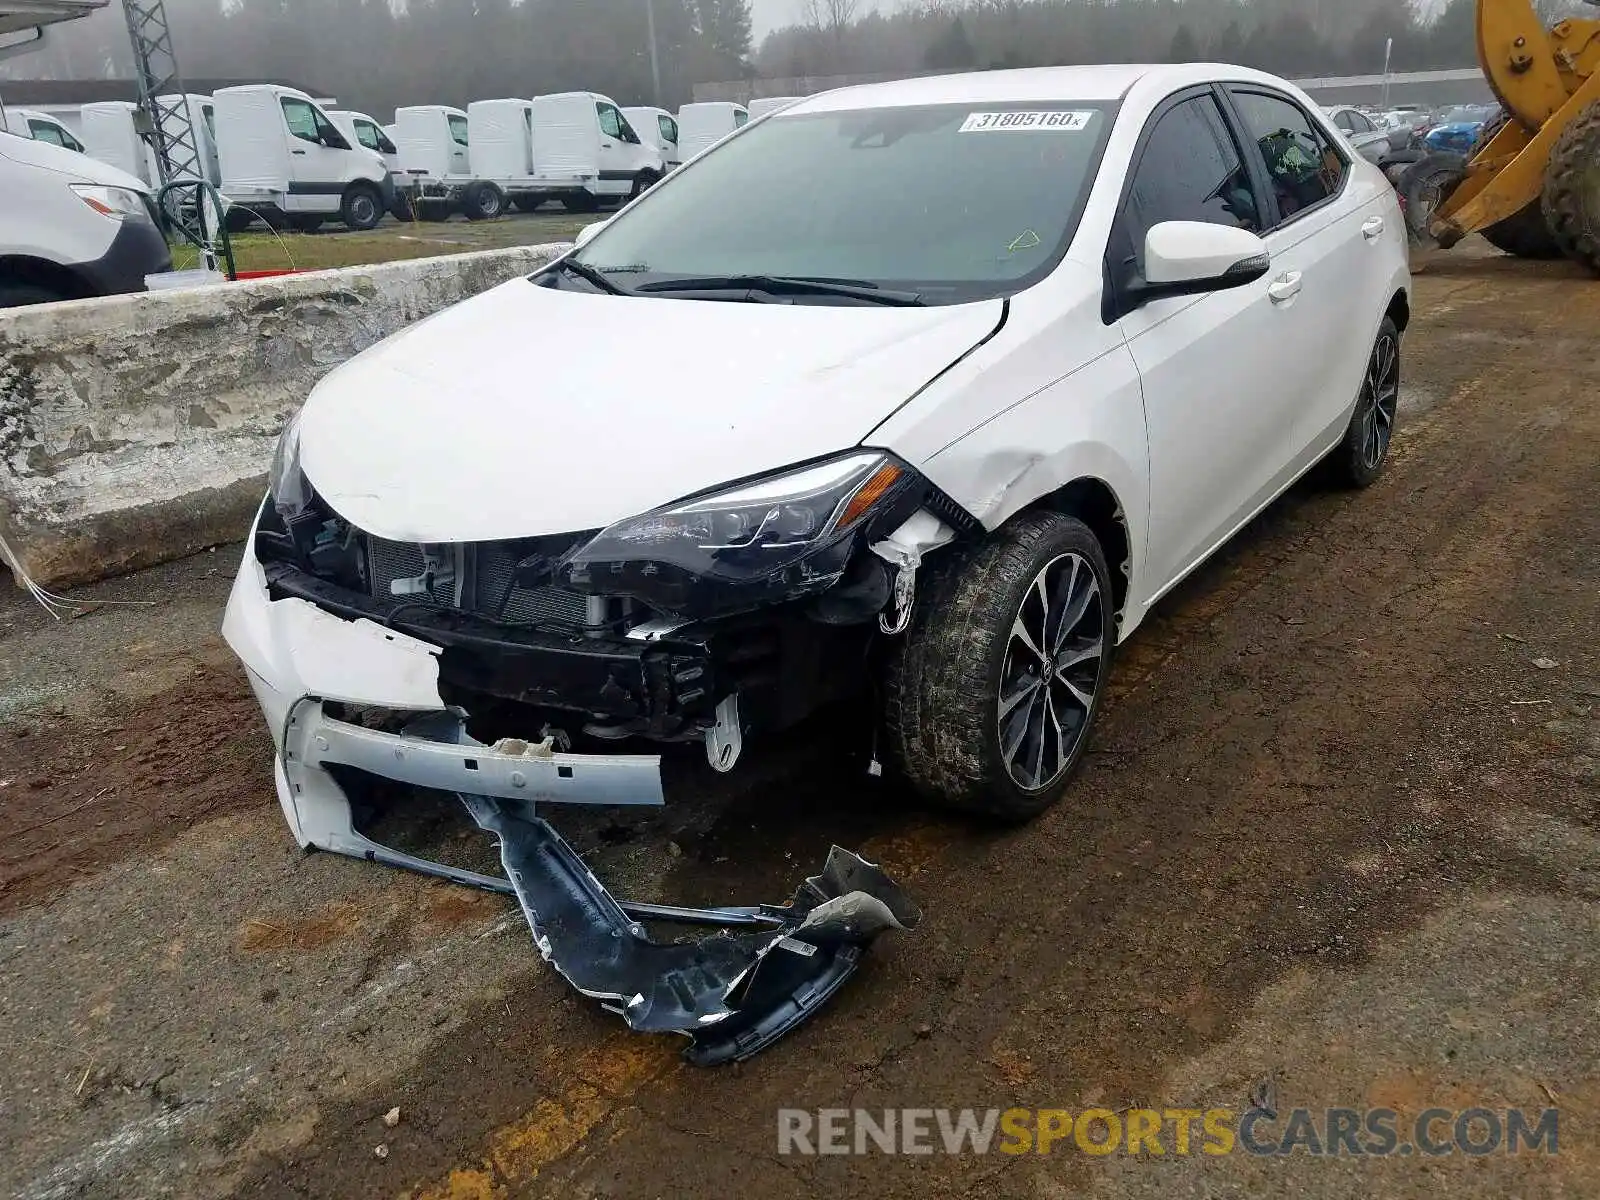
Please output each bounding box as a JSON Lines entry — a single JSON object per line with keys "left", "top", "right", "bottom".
{"left": 224, "top": 64, "right": 1409, "bottom": 1060}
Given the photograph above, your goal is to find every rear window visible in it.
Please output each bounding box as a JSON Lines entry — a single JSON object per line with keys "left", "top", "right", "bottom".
{"left": 576, "top": 101, "right": 1116, "bottom": 304}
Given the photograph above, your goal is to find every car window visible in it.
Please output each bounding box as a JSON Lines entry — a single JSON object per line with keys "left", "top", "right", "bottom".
{"left": 281, "top": 98, "right": 320, "bottom": 143}
{"left": 1121, "top": 94, "right": 1261, "bottom": 270}
{"left": 1230, "top": 89, "right": 1347, "bottom": 223}
{"left": 1334, "top": 110, "right": 1355, "bottom": 132}
{"left": 29, "top": 120, "right": 66, "bottom": 147}
{"left": 1349, "top": 111, "right": 1374, "bottom": 133}
{"left": 202, "top": 104, "right": 216, "bottom": 142}
{"left": 734, "top": 108, "right": 749, "bottom": 128}
{"left": 597, "top": 104, "right": 623, "bottom": 139}
{"left": 659, "top": 114, "right": 678, "bottom": 145}
{"left": 448, "top": 114, "right": 469, "bottom": 147}
{"left": 354, "top": 120, "right": 380, "bottom": 151}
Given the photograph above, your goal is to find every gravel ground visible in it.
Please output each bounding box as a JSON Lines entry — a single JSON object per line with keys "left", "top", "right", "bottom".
{"left": 1, "top": 239, "right": 1596, "bottom": 1199}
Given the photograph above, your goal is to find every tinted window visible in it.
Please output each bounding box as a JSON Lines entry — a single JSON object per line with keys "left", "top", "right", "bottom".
{"left": 734, "top": 108, "right": 749, "bottom": 128}
{"left": 1334, "top": 110, "right": 1355, "bottom": 132}
{"left": 447, "top": 114, "right": 469, "bottom": 146}
{"left": 354, "top": 120, "right": 381, "bottom": 150}
{"left": 575, "top": 102, "right": 1114, "bottom": 303}
{"left": 1122, "top": 94, "right": 1260, "bottom": 267}
{"left": 597, "top": 104, "right": 623, "bottom": 139}
{"left": 1349, "top": 111, "right": 1374, "bottom": 133}
{"left": 202, "top": 104, "right": 216, "bottom": 141}
{"left": 659, "top": 115, "right": 678, "bottom": 145}
{"left": 281, "top": 98, "right": 320, "bottom": 142}
{"left": 1232, "top": 90, "right": 1346, "bottom": 221}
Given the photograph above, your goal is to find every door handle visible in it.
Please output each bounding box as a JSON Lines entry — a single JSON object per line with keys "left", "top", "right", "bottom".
{"left": 1362, "top": 216, "right": 1385, "bottom": 240}
{"left": 291, "top": 148, "right": 307, "bottom": 155}
{"left": 1267, "top": 271, "right": 1303, "bottom": 303}
{"left": 602, "top": 142, "right": 614, "bottom": 148}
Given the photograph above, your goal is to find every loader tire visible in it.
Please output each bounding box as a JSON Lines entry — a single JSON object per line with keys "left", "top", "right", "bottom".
{"left": 1481, "top": 200, "right": 1563, "bottom": 260}
{"left": 1399, "top": 152, "right": 1466, "bottom": 244}
{"left": 884, "top": 512, "right": 1115, "bottom": 823}
{"left": 1542, "top": 100, "right": 1600, "bottom": 276}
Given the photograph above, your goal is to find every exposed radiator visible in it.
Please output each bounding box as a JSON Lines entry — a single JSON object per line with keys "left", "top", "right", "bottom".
{"left": 366, "top": 537, "right": 591, "bottom": 628}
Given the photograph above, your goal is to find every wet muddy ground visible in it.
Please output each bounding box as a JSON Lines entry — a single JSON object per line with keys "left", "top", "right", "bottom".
{"left": 2, "top": 241, "right": 1597, "bottom": 1199}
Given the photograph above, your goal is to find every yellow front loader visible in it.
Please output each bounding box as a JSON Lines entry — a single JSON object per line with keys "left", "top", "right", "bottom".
{"left": 1409, "top": 0, "right": 1600, "bottom": 272}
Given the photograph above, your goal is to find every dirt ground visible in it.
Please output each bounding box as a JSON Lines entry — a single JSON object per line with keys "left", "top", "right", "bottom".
{"left": 2, "top": 239, "right": 1598, "bottom": 1199}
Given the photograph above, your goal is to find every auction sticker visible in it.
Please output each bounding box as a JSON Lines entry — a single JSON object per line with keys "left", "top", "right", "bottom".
{"left": 959, "top": 110, "right": 1094, "bottom": 133}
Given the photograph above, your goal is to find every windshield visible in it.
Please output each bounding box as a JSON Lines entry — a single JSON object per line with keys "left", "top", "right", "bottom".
{"left": 573, "top": 101, "right": 1115, "bottom": 304}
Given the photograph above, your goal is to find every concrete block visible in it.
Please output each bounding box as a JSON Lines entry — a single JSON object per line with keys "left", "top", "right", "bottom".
{"left": 0, "top": 242, "right": 567, "bottom": 589}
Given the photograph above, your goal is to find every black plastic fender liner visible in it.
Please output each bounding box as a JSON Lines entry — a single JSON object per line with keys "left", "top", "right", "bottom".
{"left": 460, "top": 796, "right": 921, "bottom": 1063}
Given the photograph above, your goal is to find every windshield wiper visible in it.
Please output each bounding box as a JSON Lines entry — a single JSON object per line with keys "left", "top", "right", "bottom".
{"left": 555, "top": 258, "right": 632, "bottom": 296}
{"left": 636, "top": 274, "right": 924, "bottom": 306}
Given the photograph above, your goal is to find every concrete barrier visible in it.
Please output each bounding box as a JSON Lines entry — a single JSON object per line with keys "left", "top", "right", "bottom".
{"left": 0, "top": 242, "right": 568, "bottom": 590}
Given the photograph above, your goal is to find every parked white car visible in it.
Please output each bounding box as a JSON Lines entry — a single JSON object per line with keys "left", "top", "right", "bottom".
{"left": 225, "top": 64, "right": 1409, "bottom": 883}
{"left": 8, "top": 106, "right": 86, "bottom": 152}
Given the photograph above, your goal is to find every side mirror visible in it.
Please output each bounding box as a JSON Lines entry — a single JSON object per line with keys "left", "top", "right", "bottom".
{"left": 573, "top": 219, "right": 608, "bottom": 248}
{"left": 1122, "top": 221, "right": 1271, "bottom": 311}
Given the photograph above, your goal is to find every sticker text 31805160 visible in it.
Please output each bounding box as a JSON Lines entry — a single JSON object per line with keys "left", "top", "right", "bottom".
{"left": 959, "top": 111, "right": 1095, "bottom": 133}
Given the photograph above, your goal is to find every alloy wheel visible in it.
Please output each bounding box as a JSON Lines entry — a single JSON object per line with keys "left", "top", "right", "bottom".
{"left": 1362, "top": 331, "right": 1400, "bottom": 471}
{"left": 997, "top": 553, "right": 1106, "bottom": 791}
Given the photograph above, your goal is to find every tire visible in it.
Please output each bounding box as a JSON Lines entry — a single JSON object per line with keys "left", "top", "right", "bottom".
{"left": 512, "top": 195, "right": 544, "bottom": 213}
{"left": 223, "top": 207, "right": 256, "bottom": 234}
{"left": 389, "top": 194, "right": 415, "bottom": 222}
{"left": 462, "top": 181, "right": 505, "bottom": 221}
{"left": 414, "top": 200, "right": 452, "bottom": 223}
{"left": 339, "top": 185, "right": 384, "bottom": 232}
{"left": 287, "top": 215, "right": 324, "bottom": 234}
{"left": 1542, "top": 99, "right": 1600, "bottom": 275}
{"left": 560, "top": 192, "right": 600, "bottom": 214}
{"left": 628, "top": 170, "right": 660, "bottom": 201}
{"left": 1325, "top": 316, "right": 1401, "bottom": 489}
{"left": 1480, "top": 199, "right": 1563, "bottom": 259}
{"left": 0, "top": 282, "right": 69, "bottom": 308}
{"left": 1399, "top": 152, "right": 1466, "bottom": 244}
{"left": 885, "top": 512, "right": 1116, "bottom": 821}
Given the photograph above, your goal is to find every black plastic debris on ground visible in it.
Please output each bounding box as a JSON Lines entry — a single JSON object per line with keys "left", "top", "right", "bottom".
{"left": 461, "top": 794, "right": 921, "bottom": 1066}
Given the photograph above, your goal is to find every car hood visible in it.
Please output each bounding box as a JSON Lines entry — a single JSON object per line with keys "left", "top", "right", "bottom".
{"left": 0, "top": 128, "right": 150, "bottom": 189}
{"left": 299, "top": 277, "right": 1005, "bottom": 543}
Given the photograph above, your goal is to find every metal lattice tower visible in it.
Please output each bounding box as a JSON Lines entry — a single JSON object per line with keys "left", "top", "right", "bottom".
{"left": 119, "top": 0, "right": 205, "bottom": 231}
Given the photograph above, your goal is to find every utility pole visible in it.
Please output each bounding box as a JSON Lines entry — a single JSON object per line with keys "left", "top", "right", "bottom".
{"left": 645, "top": 0, "right": 663, "bottom": 107}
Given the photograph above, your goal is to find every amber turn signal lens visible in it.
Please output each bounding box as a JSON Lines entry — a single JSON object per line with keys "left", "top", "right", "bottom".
{"left": 836, "top": 463, "right": 904, "bottom": 530}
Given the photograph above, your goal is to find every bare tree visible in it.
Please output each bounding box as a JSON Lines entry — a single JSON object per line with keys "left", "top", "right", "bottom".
{"left": 804, "top": 0, "right": 860, "bottom": 35}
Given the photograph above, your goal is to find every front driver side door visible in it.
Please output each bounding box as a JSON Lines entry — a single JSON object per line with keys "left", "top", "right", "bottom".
{"left": 1114, "top": 88, "right": 1318, "bottom": 602}
{"left": 281, "top": 97, "right": 345, "bottom": 212}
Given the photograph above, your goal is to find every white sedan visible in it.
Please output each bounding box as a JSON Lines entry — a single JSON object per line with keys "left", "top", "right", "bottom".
{"left": 226, "top": 63, "right": 1410, "bottom": 862}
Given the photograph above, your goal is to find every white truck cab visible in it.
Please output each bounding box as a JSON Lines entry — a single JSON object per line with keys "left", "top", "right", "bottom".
{"left": 9, "top": 106, "right": 86, "bottom": 152}
{"left": 748, "top": 96, "right": 803, "bottom": 121}
{"left": 676, "top": 101, "right": 750, "bottom": 162}
{"left": 394, "top": 104, "right": 471, "bottom": 182}
{"left": 623, "top": 105, "right": 680, "bottom": 169}
{"left": 533, "top": 91, "right": 664, "bottom": 212}
{"left": 0, "top": 129, "right": 172, "bottom": 306}
{"left": 158, "top": 92, "right": 221, "bottom": 185}
{"left": 331, "top": 110, "right": 409, "bottom": 218}
{"left": 214, "top": 84, "right": 394, "bottom": 232}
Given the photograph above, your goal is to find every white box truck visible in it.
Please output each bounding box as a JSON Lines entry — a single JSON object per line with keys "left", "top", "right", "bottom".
{"left": 675, "top": 101, "right": 749, "bottom": 162}
{"left": 748, "top": 96, "right": 803, "bottom": 120}
{"left": 80, "top": 100, "right": 158, "bottom": 185}
{"left": 214, "top": 84, "right": 395, "bottom": 233}
{"left": 622, "top": 105, "right": 680, "bottom": 169}
{"left": 403, "top": 92, "right": 664, "bottom": 219}
{"left": 9, "top": 106, "right": 86, "bottom": 152}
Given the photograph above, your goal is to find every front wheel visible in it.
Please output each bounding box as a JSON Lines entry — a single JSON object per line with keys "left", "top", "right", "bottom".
{"left": 340, "top": 185, "right": 384, "bottom": 232}
{"left": 1398, "top": 152, "right": 1466, "bottom": 245}
{"left": 1543, "top": 99, "right": 1600, "bottom": 275}
{"left": 1325, "top": 316, "right": 1401, "bottom": 489}
{"left": 885, "top": 512, "right": 1115, "bottom": 821}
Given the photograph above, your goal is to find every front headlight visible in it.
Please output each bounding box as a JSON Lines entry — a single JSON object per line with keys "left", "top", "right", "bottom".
{"left": 268, "top": 412, "right": 312, "bottom": 522}
{"left": 70, "top": 184, "right": 154, "bottom": 223}
{"left": 561, "top": 451, "right": 917, "bottom": 617}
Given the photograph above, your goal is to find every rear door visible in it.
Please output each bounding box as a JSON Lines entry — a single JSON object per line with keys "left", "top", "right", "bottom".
{"left": 1113, "top": 87, "right": 1312, "bottom": 598}
{"left": 1225, "top": 85, "right": 1381, "bottom": 454}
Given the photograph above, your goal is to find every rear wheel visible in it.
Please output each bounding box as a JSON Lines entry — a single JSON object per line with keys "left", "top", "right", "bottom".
{"left": 560, "top": 192, "right": 600, "bottom": 214}
{"left": 885, "top": 512, "right": 1115, "bottom": 822}
{"left": 414, "top": 200, "right": 452, "bottom": 222}
{"left": 512, "top": 195, "right": 544, "bottom": 213}
{"left": 339, "top": 185, "right": 384, "bottom": 232}
{"left": 1326, "top": 316, "right": 1401, "bottom": 489}
{"left": 389, "top": 193, "right": 415, "bottom": 222}
{"left": 287, "top": 214, "right": 323, "bottom": 234}
{"left": 462, "top": 181, "right": 505, "bottom": 221}
{"left": 1542, "top": 99, "right": 1600, "bottom": 275}
{"left": 223, "top": 207, "right": 257, "bottom": 234}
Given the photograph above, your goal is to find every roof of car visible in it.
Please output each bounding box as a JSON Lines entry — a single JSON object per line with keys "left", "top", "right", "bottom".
{"left": 792, "top": 64, "right": 1252, "bottom": 113}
